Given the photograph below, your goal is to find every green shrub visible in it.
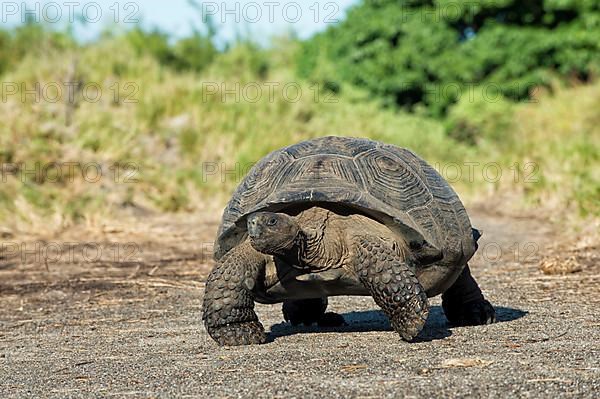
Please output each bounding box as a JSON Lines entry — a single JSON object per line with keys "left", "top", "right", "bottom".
{"left": 299, "top": 0, "right": 600, "bottom": 115}
{"left": 123, "top": 27, "right": 217, "bottom": 73}
{"left": 0, "top": 22, "right": 76, "bottom": 76}
{"left": 445, "top": 88, "right": 515, "bottom": 145}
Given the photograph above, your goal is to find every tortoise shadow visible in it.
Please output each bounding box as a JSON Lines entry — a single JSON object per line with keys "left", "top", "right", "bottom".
{"left": 268, "top": 305, "right": 527, "bottom": 343}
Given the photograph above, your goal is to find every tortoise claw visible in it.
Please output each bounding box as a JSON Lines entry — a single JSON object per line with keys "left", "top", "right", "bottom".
{"left": 207, "top": 321, "right": 267, "bottom": 346}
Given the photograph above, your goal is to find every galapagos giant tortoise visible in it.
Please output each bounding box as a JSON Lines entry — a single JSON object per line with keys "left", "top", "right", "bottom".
{"left": 203, "top": 136, "right": 495, "bottom": 346}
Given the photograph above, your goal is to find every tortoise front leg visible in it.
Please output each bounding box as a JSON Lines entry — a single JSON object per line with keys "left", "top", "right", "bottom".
{"left": 202, "top": 241, "right": 267, "bottom": 346}
{"left": 354, "top": 237, "right": 429, "bottom": 341}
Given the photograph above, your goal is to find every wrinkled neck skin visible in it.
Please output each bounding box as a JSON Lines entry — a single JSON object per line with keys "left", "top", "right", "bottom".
{"left": 280, "top": 219, "right": 346, "bottom": 271}
{"left": 277, "top": 230, "right": 308, "bottom": 269}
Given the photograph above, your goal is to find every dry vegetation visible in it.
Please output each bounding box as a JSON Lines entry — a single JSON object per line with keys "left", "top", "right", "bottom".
{"left": 0, "top": 28, "right": 598, "bottom": 236}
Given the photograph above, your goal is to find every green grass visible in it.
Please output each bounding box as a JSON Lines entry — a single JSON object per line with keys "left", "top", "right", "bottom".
{"left": 0, "top": 32, "right": 598, "bottom": 231}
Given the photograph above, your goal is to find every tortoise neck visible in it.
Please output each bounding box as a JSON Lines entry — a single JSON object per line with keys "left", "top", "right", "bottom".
{"left": 299, "top": 227, "right": 341, "bottom": 270}
{"left": 300, "top": 229, "right": 322, "bottom": 265}
{"left": 277, "top": 230, "right": 307, "bottom": 269}
{"left": 278, "top": 229, "right": 322, "bottom": 269}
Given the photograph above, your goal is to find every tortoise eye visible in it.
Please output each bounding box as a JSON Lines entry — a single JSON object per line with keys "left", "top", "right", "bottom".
{"left": 266, "top": 217, "right": 278, "bottom": 226}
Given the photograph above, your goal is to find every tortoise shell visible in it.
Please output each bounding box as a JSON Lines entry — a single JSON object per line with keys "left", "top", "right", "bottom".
{"left": 214, "top": 136, "right": 476, "bottom": 271}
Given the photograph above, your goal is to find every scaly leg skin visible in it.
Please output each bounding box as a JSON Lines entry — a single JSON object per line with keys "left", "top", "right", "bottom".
{"left": 354, "top": 237, "right": 429, "bottom": 341}
{"left": 202, "top": 241, "right": 267, "bottom": 346}
{"left": 282, "top": 298, "right": 346, "bottom": 327}
{"left": 442, "top": 264, "right": 496, "bottom": 326}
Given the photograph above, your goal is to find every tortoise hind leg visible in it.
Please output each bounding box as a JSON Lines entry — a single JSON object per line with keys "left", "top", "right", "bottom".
{"left": 442, "top": 264, "right": 496, "bottom": 326}
{"left": 282, "top": 298, "right": 346, "bottom": 327}
{"left": 354, "top": 237, "right": 429, "bottom": 341}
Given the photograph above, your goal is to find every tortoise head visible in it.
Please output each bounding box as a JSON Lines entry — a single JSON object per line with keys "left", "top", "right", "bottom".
{"left": 247, "top": 212, "right": 302, "bottom": 256}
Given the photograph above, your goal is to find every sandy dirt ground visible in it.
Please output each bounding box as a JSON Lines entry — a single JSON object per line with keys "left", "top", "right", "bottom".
{"left": 1, "top": 207, "right": 598, "bottom": 398}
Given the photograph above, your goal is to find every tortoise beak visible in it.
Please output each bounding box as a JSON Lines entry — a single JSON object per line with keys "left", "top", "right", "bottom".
{"left": 247, "top": 214, "right": 262, "bottom": 238}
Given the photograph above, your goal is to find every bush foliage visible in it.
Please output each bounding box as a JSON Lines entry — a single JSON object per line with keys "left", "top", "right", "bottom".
{"left": 299, "top": 0, "right": 600, "bottom": 115}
